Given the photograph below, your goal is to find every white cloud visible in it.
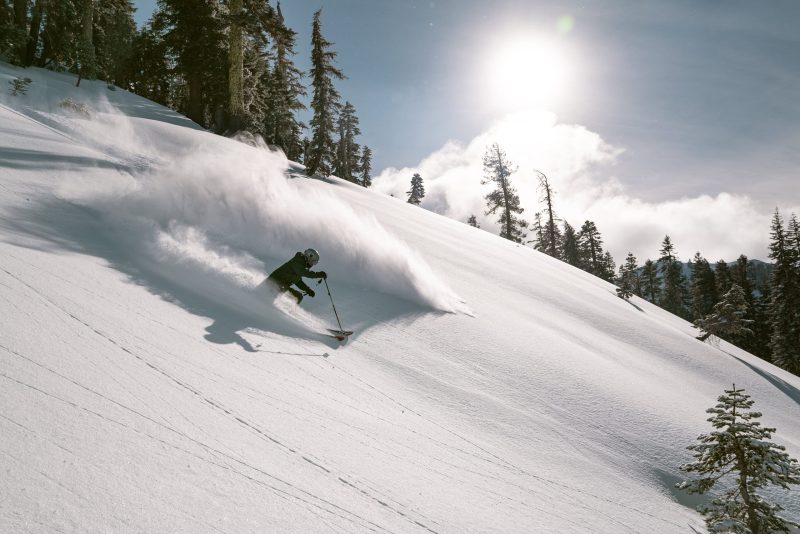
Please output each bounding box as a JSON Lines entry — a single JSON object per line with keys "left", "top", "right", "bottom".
{"left": 374, "top": 109, "right": 796, "bottom": 263}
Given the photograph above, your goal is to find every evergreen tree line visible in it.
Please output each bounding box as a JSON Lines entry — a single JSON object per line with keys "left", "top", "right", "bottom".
{"left": 0, "top": 0, "right": 372, "bottom": 184}
{"left": 469, "top": 142, "right": 617, "bottom": 281}
{"left": 616, "top": 210, "right": 800, "bottom": 377}
{"left": 465, "top": 142, "right": 799, "bottom": 377}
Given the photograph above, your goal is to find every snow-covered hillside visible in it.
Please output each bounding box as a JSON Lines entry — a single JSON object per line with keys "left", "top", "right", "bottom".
{"left": 1, "top": 63, "right": 798, "bottom": 533}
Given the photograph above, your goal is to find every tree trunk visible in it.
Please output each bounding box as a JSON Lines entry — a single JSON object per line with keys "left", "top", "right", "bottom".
{"left": 543, "top": 177, "right": 557, "bottom": 256}
{"left": 731, "top": 401, "right": 761, "bottom": 534}
{"left": 497, "top": 146, "right": 513, "bottom": 241}
{"left": 76, "top": 0, "right": 94, "bottom": 86}
{"left": 14, "top": 0, "right": 27, "bottom": 29}
{"left": 227, "top": 0, "right": 244, "bottom": 132}
{"left": 25, "top": 0, "right": 44, "bottom": 66}
{"left": 187, "top": 74, "right": 204, "bottom": 126}
{"left": 12, "top": 0, "right": 27, "bottom": 63}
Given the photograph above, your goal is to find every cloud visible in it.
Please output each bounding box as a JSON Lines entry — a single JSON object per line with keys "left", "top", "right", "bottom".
{"left": 374, "top": 109, "right": 796, "bottom": 262}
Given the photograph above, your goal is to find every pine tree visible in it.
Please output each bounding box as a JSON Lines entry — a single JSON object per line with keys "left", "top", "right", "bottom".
{"left": 128, "top": 21, "right": 170, "bottom": 105}
{"left": 407, "top": 173, "right": 425, "bottom": 205}
{"left": 716, "top": 259, "right": 733, "bottom": 297}
{"left": 616, "top": 252, "right": 641, "bottom": 300}
{"left": 601, "top": 251, "right": 616, "bottom": 283}
{"left": 93, "top": 0, "right": 136, "bottom": 87}
{"left": 690, "top": 252, "right": 718, "bottom": 321}
{"left": 694, "top": 284, "right": 754, "bottom": 343}
{"left": 561, "top": 221, "right": 580, "bottom": 267}
{"left": 658, "top": 235, "right": 688, "bottom": 318}
{"left": 75, "top": 0, "right": 96, "bottom": 86}
{"left": 1, "top": 0, "right": 28, "bottom": 64}
{"left": 0, "top": 2, "right": 20, "bottom": 61}
{"left": 359, "top": 145, "right": 372, "bottom": 187}
{"left": 530, "top": 212, "right": 545, "bottom": 252}
{"left": 226, "top": 0, "right": 244, "bottom": 130}
{"left": 640, "top": 259, "right": 660, "bottom": 304}
{"left": 467, "top": 215, "right": 480, "bottom": 228}
{"left": 751, "top": 283, "right": 773, "bottom": 363}
{"left": 306, "top": 9, "right": 344, "bottom": 177}
{"left": 678, "top": 385, "right": 800, "bottom": 533}
{"left": 238, "top": 30, "right": 270, "bottom": 133}
{"left": 482, "top": 143, "right": 528, "bottom": 243}
{"left": 536, "top": 171, "right": 561, "bottom": 258}
{"left": 731, "top": 255, "right": 760, "bottom": 354}
{"left": 156, "top": 0, "right": 227, "bottom": 127}
{"left": 262, "top": 1, "right": 306, "bottom": 160}
{"left": 333, "top": 101, "right": 361, "bottom": 182}
{"left": 789, "top": 213, "right": 800, "bottom": 258}
{"left": 578, "top": 221, "right": 607, "bottom": 277}
{"left": 24, "top": 0, "right": 43, "bottom": 66}
{"left": 767, "top": 209, "right": 800, "bottom": 376}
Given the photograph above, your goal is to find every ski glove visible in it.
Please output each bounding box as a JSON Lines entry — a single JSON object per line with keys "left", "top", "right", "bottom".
{"left": 306, "top": 288, "right": 316, "bottom": 298}
{"left": 319, "top": 271, "right": 328, "bottom": 279}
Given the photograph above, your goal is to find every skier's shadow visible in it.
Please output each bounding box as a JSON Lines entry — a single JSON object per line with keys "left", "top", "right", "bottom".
{"left": 1, "top": 200, "right": 337, "bottom": 350}
{"left": 2, "top": 198, "right": 435, "bottom": 352}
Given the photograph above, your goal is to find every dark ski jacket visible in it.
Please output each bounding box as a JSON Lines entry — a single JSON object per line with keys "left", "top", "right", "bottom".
{"left": 267, "top": 252, "right": 325, "bottom": 293}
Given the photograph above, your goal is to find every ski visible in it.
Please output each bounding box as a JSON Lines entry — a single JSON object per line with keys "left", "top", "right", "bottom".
{"left": 327, "top": 329, "right": 353, "bottom": 341}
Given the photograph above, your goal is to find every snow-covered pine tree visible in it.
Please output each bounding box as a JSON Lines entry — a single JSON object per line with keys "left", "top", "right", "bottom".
{"left": 536, "top": 172, "right": 561, "bottom": 259}
{"left": 678, "top": 385, "right": 800, "bottom": 533}
{"left": 767, "top": 209, "right": 800, "bottom": 376}
{"left": 658, "top": 235, "right": 688, "bottom": 318}
{"left": 359, "top": 145, "right": 372, "bottom": 187}
{"left": 561, "top": 221, "right": 580, "bottom": 267}
{"left": 306, "top": 8, "right": 344, "bottom": 177}
{"left": 640, "top": 259, "right": 660, "bottom": 303}
{"left": 616, "top": 252, "right": 641, "bottom": 300}
{"left": 8, "top": 76, "right": 32, "bottom": 95}
{"left": 690, "top": 252, "right": 718, "bottom": 320}
{"left": 407, "top": 173, "right": 425, "bottom": 205}
{"left": 467, "top": 215, "right": 480, "bottom": 228}
{"left": 730, "top": 255, "right": 761, "bottom": 354}
{"left": 694, "top": 284, "right": 754, "bottom": 342}
{"left": 482, "top": 143, "right": 528, "bottom": 243}
{"left": 333, "top": 101, "right": 361, "bottom": 182}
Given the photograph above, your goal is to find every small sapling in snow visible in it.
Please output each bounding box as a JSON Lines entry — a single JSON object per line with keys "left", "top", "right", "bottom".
{"left": 8, "top": 77, "right": 32, "bottom": 96}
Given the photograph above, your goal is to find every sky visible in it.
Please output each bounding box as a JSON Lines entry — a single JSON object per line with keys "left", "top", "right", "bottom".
{"left": 131, "top": 0, "right": 800, "bottom": 261}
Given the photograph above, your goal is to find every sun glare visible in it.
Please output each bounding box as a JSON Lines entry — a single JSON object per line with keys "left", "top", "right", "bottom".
{"left": 486, "top": 36, "right": 571, "bottom": 110}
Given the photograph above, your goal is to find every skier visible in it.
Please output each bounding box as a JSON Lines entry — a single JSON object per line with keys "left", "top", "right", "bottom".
{"left": 266, "top": 248, "right": 328, "bottom": 304}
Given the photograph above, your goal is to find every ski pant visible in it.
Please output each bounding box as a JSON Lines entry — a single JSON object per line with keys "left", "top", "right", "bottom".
{"left": 267, "top": 276, "right": 304, "bottom": 304}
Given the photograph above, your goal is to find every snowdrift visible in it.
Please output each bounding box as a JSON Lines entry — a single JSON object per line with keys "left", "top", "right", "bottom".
{"left": 1, "top": 63, "right": 798, "bottom": 533}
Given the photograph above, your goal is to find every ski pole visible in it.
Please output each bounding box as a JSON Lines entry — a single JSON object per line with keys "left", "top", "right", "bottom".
{"left": 323, "top": 278, "right": 344, "bottom": 332}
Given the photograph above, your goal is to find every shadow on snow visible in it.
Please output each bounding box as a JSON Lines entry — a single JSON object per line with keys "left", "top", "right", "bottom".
{"left": 2, "top": 197, "right": 437, "bottom": 353}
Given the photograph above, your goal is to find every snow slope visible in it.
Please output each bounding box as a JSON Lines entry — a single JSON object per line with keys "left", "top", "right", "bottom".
{"left": 1, "top": 63, "right": 799, "bottom": 533}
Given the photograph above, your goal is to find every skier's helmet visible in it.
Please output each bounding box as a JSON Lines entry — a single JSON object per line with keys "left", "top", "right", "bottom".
{"left": 303, "top": 248, "right": 320, "bottom": 267}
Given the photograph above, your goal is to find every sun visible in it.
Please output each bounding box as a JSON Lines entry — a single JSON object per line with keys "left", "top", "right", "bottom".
{"left": 485, "top": 36, "right": 571, "bottom": 110}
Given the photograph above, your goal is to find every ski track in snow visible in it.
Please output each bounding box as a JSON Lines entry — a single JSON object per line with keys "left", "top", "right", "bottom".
{"left": 2, "top": 64, "right": 799, "bottom": 533}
